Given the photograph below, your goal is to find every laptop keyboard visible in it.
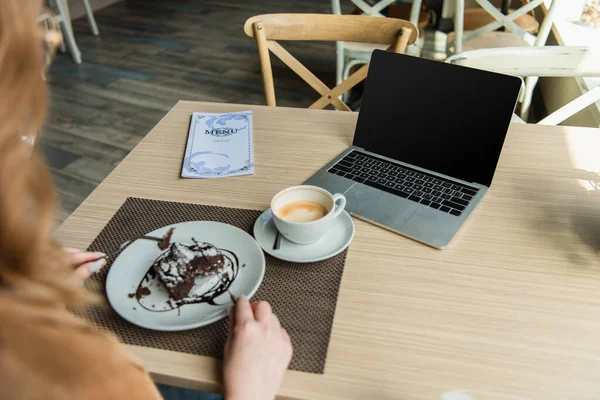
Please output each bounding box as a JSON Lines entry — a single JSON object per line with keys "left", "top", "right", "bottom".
{"left": 327, "top": 151, "right": 479, "bottom": 217}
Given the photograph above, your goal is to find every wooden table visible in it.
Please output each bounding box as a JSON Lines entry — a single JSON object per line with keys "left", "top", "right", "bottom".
{"left": 55, "top": 101, "right": 600, "bottom": 400}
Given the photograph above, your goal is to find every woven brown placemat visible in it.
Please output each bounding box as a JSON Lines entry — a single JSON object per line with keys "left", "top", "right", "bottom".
{"left": 82, "top": 197, "right": 347, "bottom": 374}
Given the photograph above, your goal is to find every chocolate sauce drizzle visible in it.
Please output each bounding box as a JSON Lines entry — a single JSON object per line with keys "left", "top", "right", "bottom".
{"left": 129, "top": 246, "right": 240, "bottom": 313}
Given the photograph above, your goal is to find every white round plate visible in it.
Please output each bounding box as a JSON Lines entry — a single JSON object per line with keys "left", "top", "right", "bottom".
{"left": 106, "top": 221, "right": 265, "bottom": 331}
{"left": 253, "top": 209, "right": 355, "bottom": 263}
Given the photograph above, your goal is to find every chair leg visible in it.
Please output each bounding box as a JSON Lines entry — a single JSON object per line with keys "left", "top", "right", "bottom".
{"left": 342, "top": 59, "right": 368, "bottom": 102}
{"left": 336, "top": 42, "right": 346, "bottom": 101}
{"left": 538, "top": 86, "right": 600, "bottom": 126}
{"left": 336, "top": 42, "right": 344, "bottom": 87}
{"left": 454, "top": 0, "right": 464, "bottom": 54}
{"left": 54, "top": 0, "right": 82, "bottom": 64}
{"left": 519, "top": 76, "right": 538, "bottom": 121}
{"left": 409, "top": 0, "right": 423, "bottom": 27}
{"left": 82, "top": 0, "right": 100, "bottom": 36}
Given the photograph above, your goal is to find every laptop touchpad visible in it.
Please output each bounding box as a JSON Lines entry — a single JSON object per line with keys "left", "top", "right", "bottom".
{"left": 344, "top": 184, "right": 418, "bottom": 227}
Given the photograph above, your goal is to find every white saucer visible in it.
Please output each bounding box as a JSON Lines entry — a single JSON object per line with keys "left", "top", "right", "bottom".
{"left": 253, "top": 209, "right": 355, "bottom": 263}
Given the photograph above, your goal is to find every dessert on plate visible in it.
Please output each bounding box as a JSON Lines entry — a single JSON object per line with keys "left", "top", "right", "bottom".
{"left": 151, "top": 239, "right": 233, "bottom": 302}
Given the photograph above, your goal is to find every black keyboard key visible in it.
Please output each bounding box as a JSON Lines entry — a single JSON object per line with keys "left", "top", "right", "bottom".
{"left": 432, "top": 197, "right": 443, "bottom": 204}
{"left": 339, "top": 160, "right": 353, "bottom": 168}
{"left": 368, "top": 169, "right": 378, "bottom": 175}
{"left": 363, "top": 180, "right": 409, "bottom": 198}
{"left": 415, "top": 179, "right": 425, "bottom": 185}
{"left": 461, "top": 187, "right": 477, "bottom": 196}
{"left": 441, "top": 193, "right": 452, "bottom": 200}
{"left": 433, "top": 179, "right": 442, "bottom": 184}
{"left": 451, "top": 196, "right": 469, "bottom": 206}
{"left": 450, "top": 209, "right": 462, "bottom": 216}
{"left": 381, "top": 168, "right": 390, "bottom": 174}
{"left": 433, "top": 185, "right": 443, "bottom": 191}
{"left": 440, "top": 205, "right": 451, "bottom": 212}
{"left": 413, "top": 184, "right": 423, "bottom": 190}
{"left": 406, "top": 171, "right": 415, "bottom": 176}
{"left": 406, "top": 177, "right": 416, "bottom": 182}
{"left": 430, "top": 202, "right": 441, "bottom": 209}
{"left": 462, "top": 194, "right": 473, "bottom": 202}
{"left": 346, "top": 173, "right": 357, "bottom": 180}
{"left": 367, "top": 175, "right": 379, "bottom": 182}
{"left": 423, "top": 194, "right": 433, "bottom": 200}
{"left": 404, "top": 182, "right": 414, "bottom": 188}
{"left": 380, "top": 173, "right": 389, "bottom": 179}
{"left": 377, "top": 178, "right": 387, "bottom": 184}
{"left": 404, "top": 187, "right": 415, "bottom": 194}
{"left": 408, "top": 195, "right": 421, "bottom": 202}
{"left": 372, "top": 166, "right": 381, "bottom": 171}
{"left": 336, "top": 171, "right": 346, "bottom": 177}
{"left": 422, "top": 188, "right": 432, "bottom": 194}
{"left": 444, "top": 188, "right": 453, "bottom": 194}
{"left": 442, "top": 200, "right": 466, "bottom": 211}
{"left": 432, "top": 190, "right": 442, "bottom": 197}
{"left": 356, "top": 160, "right": 365, "bottom": 166}
{"left": 385, "top": 181, "right": 395, "bottom": 188}
{"left": 424, "top": 182, "right": 434, "bottom": 188}
{"left": 389, "top": 171, "right": 399, "bottom": 177}
{"left": 359, "top": 172, "right": 369, "bottom": 178}
{"left": 451, "top": 184, "right": 462, "bottom": 191}
{"left": 336, "top": 165, "right": 352, "bottom": 174}
{"left": 420, "top": 199, "right": 431, "bottom": 206}
{"left": 423, "top": 176, "right": 433, "bottom": 182}
{"left": 413, "top": 191, "right": 423, "bottom": 197}
{"left": 442, "top": 182, "right": 452, "bottom": 188}
{"left": 372, "top": 161, "right": 382, "bottom": 166}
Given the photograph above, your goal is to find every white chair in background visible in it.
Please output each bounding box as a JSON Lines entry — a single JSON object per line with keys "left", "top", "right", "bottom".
{"left": 450, "top": 0, "right": 563, "bottom": 120}
{"left": 447, "top": 46, "right": 600, "bottom": 126}
{"left": 331, "top": 0, "right": 426, "bottom": 101}
{"left": 47, "top": 0, "right": 100, "bottom": 64}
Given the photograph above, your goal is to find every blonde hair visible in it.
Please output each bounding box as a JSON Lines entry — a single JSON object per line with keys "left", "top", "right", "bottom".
{"left": 0, "top": 0, "right": 87, "bottom": 306}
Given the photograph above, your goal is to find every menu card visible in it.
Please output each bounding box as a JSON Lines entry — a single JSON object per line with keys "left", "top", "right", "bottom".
{"left": 182, "top": 111, "right": 254, "bottom": 178}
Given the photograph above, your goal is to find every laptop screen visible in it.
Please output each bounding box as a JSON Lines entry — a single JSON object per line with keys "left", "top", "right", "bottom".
{"left": 353, "top": 50, "right": 522, "bottom": 187}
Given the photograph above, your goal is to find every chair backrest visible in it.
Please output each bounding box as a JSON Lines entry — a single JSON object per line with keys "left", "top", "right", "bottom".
{"left": 331, "top": 0, "right": 397, "bottom": 17}
{"left": 447, "top": 46, "right": 600, "bottom": 125}
{"left": 244, "top": 13, "right": 417, "bottom": 111}
{"left": 453, "top": 0, "right": 562, "bottom": 53}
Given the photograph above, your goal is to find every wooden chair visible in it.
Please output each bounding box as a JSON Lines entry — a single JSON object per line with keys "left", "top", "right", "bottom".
{"left": 331, "top": 0, "right": 427, "bottom": 94}
{"left": 446, "top": 46, "right": 600, "bottom": 126}
{"left": 244, "top": 14, "right": 417, "bottom": 111}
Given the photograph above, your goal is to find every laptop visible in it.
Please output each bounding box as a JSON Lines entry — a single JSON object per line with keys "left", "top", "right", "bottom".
{"left": 305, "top": 50, "right": 522, "bottom": 248}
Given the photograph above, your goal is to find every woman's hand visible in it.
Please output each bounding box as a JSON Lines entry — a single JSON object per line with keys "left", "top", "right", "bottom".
{"left": 223, "top": 297, "right": 293, "bottom": 400}
{"left": 64, "top": 248, "right": 107, "bottom": 281}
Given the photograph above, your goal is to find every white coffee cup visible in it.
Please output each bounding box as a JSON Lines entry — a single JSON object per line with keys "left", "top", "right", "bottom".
{"left": 271, "top": 185, "right": 347, "bottom": 245}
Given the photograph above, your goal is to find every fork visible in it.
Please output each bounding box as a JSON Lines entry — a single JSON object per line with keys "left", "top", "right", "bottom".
{"left": 82, "top": 235, "right": 165, "bottom": 265}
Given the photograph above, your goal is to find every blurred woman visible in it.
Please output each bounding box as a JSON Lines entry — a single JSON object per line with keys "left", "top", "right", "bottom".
{"left": 0, "top": 1, "right": 291, "bottom": 399}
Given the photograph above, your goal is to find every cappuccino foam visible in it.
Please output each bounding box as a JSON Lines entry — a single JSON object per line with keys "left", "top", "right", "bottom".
{"left": 278, "top": 200, "right": 328, "bottom": 223}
